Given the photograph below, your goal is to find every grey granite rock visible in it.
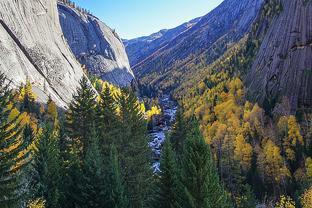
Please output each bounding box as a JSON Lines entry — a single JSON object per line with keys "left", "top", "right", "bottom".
{"left": 247, "top": 0, "right": 312, "bottom": 111}
{"left": 0, "top": 0, "right": 86, "bottom": 108}
{"left": 58, "top": 3, "right": 134, "bottom": 87}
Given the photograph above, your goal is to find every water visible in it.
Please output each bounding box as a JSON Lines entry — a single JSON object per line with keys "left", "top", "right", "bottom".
{"left": 148, "top": 95, "right": 177, "bottom": 173}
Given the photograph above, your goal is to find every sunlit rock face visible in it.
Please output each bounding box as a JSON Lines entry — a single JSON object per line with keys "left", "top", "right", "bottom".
{"left": 0, "top": 0, "right": 85, "bottom": 108}
{"left": 58, "top": 2, "right": 135, "bottom": 87}
{"left": 247, "top": 0, "right": 312, "bottom": 112}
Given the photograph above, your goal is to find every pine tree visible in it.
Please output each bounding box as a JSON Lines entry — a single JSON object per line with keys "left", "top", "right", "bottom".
{"left": 66, "top": 76, "right": 97, "bottom": 155}
{"left": 106, "top": 145, "right": 128, "bottom": 208}
{"left": 181, "top": 119, "right": 232, "bottom": 208}
{"left": 154, "top": 139, "right": 182, "bottom": 208}
{"left": 30, "top": 125, "right": 61, "bottom": 208}
{"left": 96, "top": 85, "right": 119, "bottom": 153}
{"left": 170, "top": 110, "right": 188, "bottom": 158}
{"left": 0, "top": 74, "right": 32, "bottom": 208}
{"left": 19, "top": 80, "right": 37, "bottom": 113}
{"left": 61, "top": 139, "right": 82, "bottom": 208}
{"left": 46, "top": 96, "right": 58, "bottom": 121}
{"left": 79, "top": 126, "right": 106, "bottom": 208}
{"left": 117, "top": 89, "right": 152, "bottom": 208}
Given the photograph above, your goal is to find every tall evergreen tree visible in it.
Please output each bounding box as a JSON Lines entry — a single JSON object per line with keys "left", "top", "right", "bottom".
{"left": 61, "top": 139, "right": 83, "bottom": 208}
{"left": 19, "top": 80, "right": 36, "bottom": 113}
{"left": 79, "top": 127, "right": 106, "bottom": 208}
{"left": 170, "top": 110, "right": 188, "bottom": 158}
{"left": 66, "top": 76, "right": 97, "bottom": 155}
{"left": 30, "top": 125, "right": 61, "bottom": 208}
{"left": 96, "top": 85, "right": 119, "bottom": 152}
{"left": 154, "top": 139, "right": 182, "bottom": 208}
{"left": 181, "top": 120, "right": 232, "bottom": 208}
{"left": 0, "top": 74, "right": 31, "bottom": 208}
{"left": 117, "top": 89, "right": 152, "bottom": 208}
{"left": 106, "top": 145, "right": 128, "bottom": 208}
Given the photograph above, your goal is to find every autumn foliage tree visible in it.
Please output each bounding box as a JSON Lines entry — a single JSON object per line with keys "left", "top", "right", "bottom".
{"left": 0, "top": 74, "right": 32, "bottom": 207}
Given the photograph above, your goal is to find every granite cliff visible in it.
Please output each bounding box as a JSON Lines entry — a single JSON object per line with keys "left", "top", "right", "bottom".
{"left": 0, "top": 0, "right": 85, "bottom": 108}
{"left": 247, "top": 0, "right": 312, "bottom": 112}
{"left": 58, "top": 2, "right": 134, "bottom": 87}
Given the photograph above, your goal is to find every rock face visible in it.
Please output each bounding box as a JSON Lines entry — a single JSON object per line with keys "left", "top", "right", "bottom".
{"left": 124, "top": 17, "right": 201, "bottom": 66}
{"left": 0, "top": 0, "right": 85, "bottom": 108}
{"left": 129, "top": 0, "right": 264, "bottom": 81}
{"left": 247, "top": 0, "right": 312, "bottom": 111}
{"left": 58, "top": 2, "right": 134, "bottom": 87}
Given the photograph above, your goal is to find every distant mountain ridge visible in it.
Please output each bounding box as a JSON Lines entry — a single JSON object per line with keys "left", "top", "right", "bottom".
{"left": 124, "top": 17, "right": 201, "bottom": 66}
{"left": 125, "top": 0, "right": 264, "bottom": 90}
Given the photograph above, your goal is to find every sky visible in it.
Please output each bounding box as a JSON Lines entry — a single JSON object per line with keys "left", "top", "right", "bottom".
{"left": 71, "top": 0, "right": 224, "bottom": 40}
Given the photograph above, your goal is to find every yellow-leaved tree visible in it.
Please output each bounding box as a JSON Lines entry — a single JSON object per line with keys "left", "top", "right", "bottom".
{"left": 278, "top": 116, "right": 304, "bottom": 161}
{"left": 257, "top": 139, "right": 290, "bottom": 192}
{"left": 234, "top": 134, "right": 253, "bottom": 172}
{"left": 301, "top": 186, "right": 312, "bottom": 208}
{"left": 0, "top": 74, "right": 32, "bottom": 207}
{"left": 275, "top": 195, "right": 296, "bottom": 208}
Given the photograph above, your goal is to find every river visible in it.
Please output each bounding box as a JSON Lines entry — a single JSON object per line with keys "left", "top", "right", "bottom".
{"left": 148, "top": 95, "right": 178, "bottom": 173}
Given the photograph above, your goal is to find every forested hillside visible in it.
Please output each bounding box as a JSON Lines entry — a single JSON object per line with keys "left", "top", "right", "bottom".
{"left": 165, "top": 0, "right": 312, "bottom": 206}
{"left": 1, "top": 0, "right": 312, "bottom": 207}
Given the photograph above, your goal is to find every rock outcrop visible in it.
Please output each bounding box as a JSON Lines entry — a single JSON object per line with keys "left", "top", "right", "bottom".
{"left": 247, "top": 0, "right": 312, "bottom": 111}
{"left": 0, "top": 0, "right": 85, "bottom": 108}
{"left": 58, "top": 2, "right": 134, "bottom": 87}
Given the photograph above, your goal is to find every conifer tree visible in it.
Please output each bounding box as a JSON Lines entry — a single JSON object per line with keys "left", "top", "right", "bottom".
{"left": 117, "top": 89, "right": 152, "bottom": 208}
{"left": 0, "top": 74, "right": 32, "bottom": 208}
{"left": 61, "top": 139, "right": 83, "bottom": 208}
{"left": 181, "top": 119, "right": 232, "bottom": 208}
{"left": 79, "top": 127, "right": 106, "bottom": 208}
{"left": 66, "top": 76, "right": 97, "bottom": 155}
{"left": 170, "top": 110, "right": 188, "bottom": 159}
{"left": 30, "top": 125, "right": 61, "bottom": 208}
{"left": 106, "top": 145, "right": 128, "bottom": 208}
{"left": 97, "top": 85, "right": 119, "bottom": 152}
{"left": 154, "top": 139, "right": 182, "bottom": 208}
{"left": 46, "top": 96, "right": 58, "bottom": 122}
{"left": 19, "top": 80, "right": 37, "bottom": 113}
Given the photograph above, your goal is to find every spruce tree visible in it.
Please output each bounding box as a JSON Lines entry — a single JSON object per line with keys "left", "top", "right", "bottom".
{"left": 96, "top": 85, "right": 119, "bottom": 153}
{"left": 106, "top": 145, "right": 128, "bottom": 208}
{"left": 20, "top": 80, "right": 36, "bottom": 113}
{"left": 117, "top": 89, "right": 152, "bottom": 208}
{"left": 30, "top": 125, "right": 61, "bottom": 208}
{"left": 61, "top": 139, "right": 83, "bottom": 208}
{"left": 170, "top": 110, "right": 188, "bottom": 158}
{"left": 181, "top": 120, "right": 232, "bottom": 208}
{"left": 79, "top": 126, "right": 106, "bottom": 208}
{"left": 154, "top": 139, "right": 182, "bottom": 208}
{"left": 66, "top": 76, "right": 97, "bottom": 155}
{"left": 0, "top": 74, "right": 31, "bottom": 208}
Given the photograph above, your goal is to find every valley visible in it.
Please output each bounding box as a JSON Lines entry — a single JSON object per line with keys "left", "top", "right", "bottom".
{"left": 0, "top": 0, "right": 311, "bottom": 207}
{"left": 148, "top": 95, "right": 177, "bottom": 173}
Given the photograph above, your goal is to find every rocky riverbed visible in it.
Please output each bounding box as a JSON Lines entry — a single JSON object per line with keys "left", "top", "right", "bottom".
{"left": 148, "top": 95, "right": 177, "bottom": 173}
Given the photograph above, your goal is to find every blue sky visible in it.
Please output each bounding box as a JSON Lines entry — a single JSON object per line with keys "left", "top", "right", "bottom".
{"left": 71, "top": 0, "right": 224, "bottom": 39}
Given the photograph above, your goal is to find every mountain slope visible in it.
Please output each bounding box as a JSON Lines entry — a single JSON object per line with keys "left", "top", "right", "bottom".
{"left": 58, "top": 2, "right": 134, "bottom": 87}
{"left": 247, "top": 0, "right": 312, "bottom": 112}
{"left": 129, "top": 0, "right": 263, "bottom": 91}
{"left": 124, "top": 17, "right": 201, "bottom": 66}
{"left": 0, "top": 0, "right": 85, "bottom": 108}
